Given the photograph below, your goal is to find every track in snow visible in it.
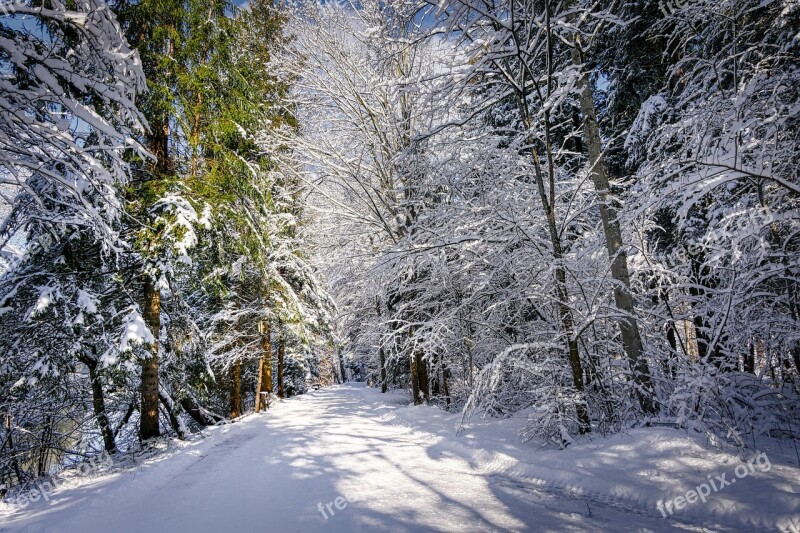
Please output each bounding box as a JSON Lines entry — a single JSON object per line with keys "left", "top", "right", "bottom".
{"left": 0, "top": 384, "right": 784, "bottom": 532}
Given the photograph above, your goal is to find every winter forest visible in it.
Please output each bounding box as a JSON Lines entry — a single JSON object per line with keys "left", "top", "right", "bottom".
{"left": 1, "top": 0, "right": 800, "bottom": 531}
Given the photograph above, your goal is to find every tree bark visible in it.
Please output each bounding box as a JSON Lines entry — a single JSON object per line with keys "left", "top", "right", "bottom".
{"left": 570, "top": 33, "right": 657, "bottom": 415}
{"left": 526, "top": 128, "right": 591, "bottom": 433}
{"left": 792, "top": 346, "right": 800, "bottom": 375}
{"left": 84, "top": 357, "right": 116, "bottom": 453}
{"left": 338, "top": 348, "right": 347, "bottom": 383}
{"left": 507, "top": 2, "right": 591, "bottom": 433}
{"left": 3, "top": 413, "right": 22, "bottom": 485}
{"left": 744, "top": 342, "right": 756, "bottom": 374}
{"left": 37, "top": 415, "right": 52, "bottom": 476}
{"left": 140, "top": 277, "right": 161, "bottom": 440}
{"left": 114, "top": 403, "right": 136, "bottom": 439}
{"left": 432, "top": 364, "right": 441, "bottom": 396}
{"left": 409, "top": 328, "right": 421, "bottom": 405}
{"left": 415, "top": 348, "right": 429, "bottom": 403}
{"left": 379, "top": 344, "right": 387, "bottom": 393}
{"left": 179, "top": 397, "right": 224, "bottom": 426}
{"left": 230, "top": 361, "right": 243, "bottom": 418}
{"left": 255, "top": 320, "right": 272, "bottom": 412}
{"left": 159, "top": 387, "right": 186, "bottom": 440}
{"left": 410, "top": 352, "right": 420, "bottom": 405}
{"left": 376, "top": 298, "right": 388, "bottom": 393}
{"left": 786, "top": 281, "right": 800, "bottom": 374}
{"left": 277, "top": 340, "right": 285, "bottom": 399}
{"left": 441, "top": 359, "right": 451, "bottom": 408}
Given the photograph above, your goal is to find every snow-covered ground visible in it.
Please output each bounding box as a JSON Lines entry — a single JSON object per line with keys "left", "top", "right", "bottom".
{"left": 1, "top": 383, "right": 799, "bottom": 532}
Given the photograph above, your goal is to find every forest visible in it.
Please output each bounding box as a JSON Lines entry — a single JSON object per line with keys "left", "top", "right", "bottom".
{"left": 0, "top": 0, "right": 799, "bottom": 521}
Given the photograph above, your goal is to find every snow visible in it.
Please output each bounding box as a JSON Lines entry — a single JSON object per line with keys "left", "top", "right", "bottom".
{"left": 151, "top": 194, "right": 204, "bottom": 265}
{"left": 73, "top": 289, "right": 99, "bottom": 325}
{"left": 1, "top": 384, "right": 798, "bottom": 532}
{"left": 117, "top": 307, "right": 155, "bottom": 356}
{"left": 75, "top": 290, "right": 99, "bottom": 315}
{"left": 29, "top": 285, "right": 58, "bottom": 318}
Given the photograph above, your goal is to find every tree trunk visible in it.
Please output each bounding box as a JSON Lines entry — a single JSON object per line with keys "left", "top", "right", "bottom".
{"left": 230, "top": 361, "right": 243, "bottom": 418}
{"left": 277, "top": 340, "right": 285, "bottom": 399}
{"left": 114, "top": 403, "right": 136, "bottom": 439}
{"left": 149, "top": 111, "right": 170, "bottom": 176}
{"left": 37, "top": 415, "right": 52, "bottom": 476}
{"left": 792, "top": 346, "right": 800, "bottom": 376}
{"left": 379, "top": 344, "right": 387, "bottom": 393}
{"left": 666, "top": 323, "right": 678, "bottom": 354}
{"left": 441, "top": 359, "right": 451, "bottom": 408}
{"left": 466, "top": 329, "right": 474, "bottom": 389}
{"left": 159, "top": 387, "right": 186, "bottom": 440}
{"left": 338, "top": 348, "right": 347, "bottom": 383}
{"left": 508, "top": 4, "right": 591, "bottom": 432}
{"left": 409, "top": 331, "right": 421, "bottom": 405}
{"left": 688, "top": 252, "right": 727, "bottom": 368}
{"left": 415, "top": 348, "right": 429, "bottom": 403}
{"left": 85, "top": 358, "right": 116, "bottom": 453}
{"left": 255, "top": 320, "right": 272, "bottom": 412}
{"left": 180, "top": 397, "right": 224, "bottom": 426}
{"left": 3, "top": 413, "right": 22, "bottom": 485}
{"left": 375, "top": 298, "right": 388, "bottom": 393}
{"left": 744, "top": 342, "right": 756, "bottom": 374}
{"left": 140, "top": 277, "right": 161, "bottom": 440}
{"left": 527, "top": 129, "right": 591, "bottom": 433}
{"left": 570, "top": 33, "right": 657, "bottom": 416}
{"left": 786, "top": 281, "right": 800, "bottom": 374}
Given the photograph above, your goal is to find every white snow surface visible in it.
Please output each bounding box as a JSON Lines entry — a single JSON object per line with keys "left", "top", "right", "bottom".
{"left": 1, "top": 384, "right": 799, "bottom": 532}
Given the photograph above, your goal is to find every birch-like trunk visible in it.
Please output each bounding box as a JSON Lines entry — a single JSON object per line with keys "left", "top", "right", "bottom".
{"left": 570, "top": 32, "right": 657, "bottom": 415}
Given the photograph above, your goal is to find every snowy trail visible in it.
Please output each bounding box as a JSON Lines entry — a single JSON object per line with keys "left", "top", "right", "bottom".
{"left": 1, "top": 384, "right": 798, "bottom": 532}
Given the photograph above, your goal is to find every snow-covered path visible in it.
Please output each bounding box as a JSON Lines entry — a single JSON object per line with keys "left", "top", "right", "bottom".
{"left": 2, "top": 384, "right": 799, "bottom": 532}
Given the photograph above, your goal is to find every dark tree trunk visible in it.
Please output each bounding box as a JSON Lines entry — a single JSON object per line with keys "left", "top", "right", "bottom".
{"left": 114, "top": 403, "right": 136, "bottom": 439}
{"left": 3, "top": 414, "right": 22, "bottom": 484}
{"left": 180, "top": 397, "right": 224, "bottom": 426}
{"left": 379, "top": 345, "right": 387, "bottom": 393}
{"left": 787, "top": 282, "right": 800, "bottom": 374}
{"left": 792, "top": 346, "right": 800, "bottom": 375}
{"left": 338, "top": 348, "right": 347, "bottom": 383}
{"left": 688, "top": 255, "right": 727, "bottom": 368}
{"left": 140, "top": 278, "right": 161, "bottom": 440}
{"left": 376, "top": 298, "right": 388, "bottom": 393}
{"left": 159, "top": 387, "right": 186, "bottom": 440}
{"left": 277, "top": 341, "right": 285, "bottom": 399}
{"left": 415, "top": 348, "right": 429, "bottom": 403}
{"left": 84, "top": 357, "right": 116, "bottom": 453}
{"left": 37, "top": 415, "right": 52, "bottom": 477}
{"left": 230, "top": 361, "right": 243, "bottom": 418}
{"left": 441, "top": 359, "right": 451, "bottom": 408}
{"left": 410, "top": 349, "right": 420, "bottom": 405}
{"left": 666, "top": 323, "right": 678, "bottom": 354}
{"left": 744, "top": 342, "right": 756, "bottom": 374}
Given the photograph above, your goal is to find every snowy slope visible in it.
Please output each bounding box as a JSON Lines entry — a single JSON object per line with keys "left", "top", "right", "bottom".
{"left": 1, "top": 384, "right": 798, "bottom": 532}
